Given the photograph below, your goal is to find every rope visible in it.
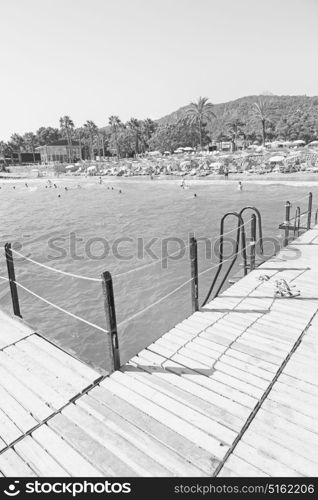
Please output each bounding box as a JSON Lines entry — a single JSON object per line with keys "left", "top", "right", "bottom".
{"left": 13, "top": 281, "right": 109, "bottom": 334}
{"left": 290, "top": 193, "right": 311, "bottom": 205}
{"left": 197, "top": 217, "right": 254, "bottom": 243}
{"left": 118, "top": 244, "right": 251, "bottom": 327}
{"left": 0, "top": 276, "right": 9, "bottom": 282}
{"left": 10, "top": 249, "right": 103, "bottom": 282}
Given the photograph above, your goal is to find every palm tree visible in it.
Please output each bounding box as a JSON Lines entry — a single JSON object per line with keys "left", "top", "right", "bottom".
{"left": 226, "top": 117, "right": 245, "bottom": 152}
{"left": 127, "top": 118, "right": 141, "bottom": 155}
{"left": 10, "top": 134, "right": 25, "bottom": 164}
{"left": 186, "top": 97, "right": 216, "bottom": 149}
{"left": 59, "top": 115, "right": 74, "bottom": 162}
{"left": 0, "top": 141, "right": 8, "bottom": 168}
{"left": 23, "top": 132, "right": 38, "bottom": 162}
{"left": 84, "top": 120, "right": 98, "bottom": 161}
{"left": 140, "top": 118, "right": 156, "bottom": 152}
{"left": 253, "top": 100, "right": 268, "bottom": 145}
{"left": 108, "top": 115, "right": 122, "bottom": 158}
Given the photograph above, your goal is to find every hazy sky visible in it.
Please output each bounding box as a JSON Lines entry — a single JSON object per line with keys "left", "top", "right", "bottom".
{"left": 1, "top": 0, "right": 317, "bottom": 140}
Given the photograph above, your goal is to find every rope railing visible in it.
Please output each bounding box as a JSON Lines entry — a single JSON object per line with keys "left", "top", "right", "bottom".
{"left": 11, "top": 249, "right": 103, "bottom": 282}
{"left": 117, "top": 244, "right": 252, "bottom": 328}
{"left": 13, "top": 280, "right": 109, "bottom": 334}
{"left": 2, "top": 200, "right": 283, "bottom": 374}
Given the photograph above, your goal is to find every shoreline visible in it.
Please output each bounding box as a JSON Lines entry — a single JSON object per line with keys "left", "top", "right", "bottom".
{"left": 1, "top": 173, "right": 318, "bottom": 187}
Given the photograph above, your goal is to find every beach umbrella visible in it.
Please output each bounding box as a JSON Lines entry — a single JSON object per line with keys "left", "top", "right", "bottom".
{"left": 308, "top": 140, "right": 318, "bottom": 146}
{"left": 269, "top": 155, "right": 285, "bottom": 163}
{"left": 293, "top": 140, "right": 306, "bottom": 145}
{"left": 183, "top": 147, "right": 194, "bottom": 151}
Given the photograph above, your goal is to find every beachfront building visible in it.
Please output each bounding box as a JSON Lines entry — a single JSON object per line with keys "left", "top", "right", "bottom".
{"left": 36, "top": 140, "right": 81, "bottom": 164}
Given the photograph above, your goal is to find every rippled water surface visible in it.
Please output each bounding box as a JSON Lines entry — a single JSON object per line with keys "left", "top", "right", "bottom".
{"left": 0, "top": 178, "right": 315, "bottom": 371}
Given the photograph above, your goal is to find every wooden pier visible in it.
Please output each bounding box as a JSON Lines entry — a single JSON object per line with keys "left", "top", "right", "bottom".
{"left": 1, "top": 226, "right": 318, "bottom": 476}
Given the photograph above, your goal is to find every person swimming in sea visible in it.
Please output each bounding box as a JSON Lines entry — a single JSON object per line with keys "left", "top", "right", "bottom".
{"left": 237, "top": 181, "right": 243, "bottom": 191}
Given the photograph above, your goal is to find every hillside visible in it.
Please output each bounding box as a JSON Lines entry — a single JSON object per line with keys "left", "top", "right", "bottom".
{"left": 157, "top": 95, "right": 318, "bottom": 142}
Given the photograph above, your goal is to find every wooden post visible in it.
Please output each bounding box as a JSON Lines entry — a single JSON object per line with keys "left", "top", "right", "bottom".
{"left": 5, "top": 243, "right": 22, "bottom": 318}
{"left": 101, "top": 271, "right": 120, "bottom": 373}
{"left": 250, "top": 214, "right": 256, "bottom": 271}
{"left": 189, "top": 236, "right": 199, "bottom": 312}
{"left": 307, "top": 192, "right": 313, "bottom": 230}
{"left": 283, "top": 201, "right": 291, "bottom": 247}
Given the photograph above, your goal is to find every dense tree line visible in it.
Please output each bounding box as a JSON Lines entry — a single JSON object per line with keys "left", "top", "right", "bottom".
{"left": 1, "top": 94, "right": 318, "bottom": 163}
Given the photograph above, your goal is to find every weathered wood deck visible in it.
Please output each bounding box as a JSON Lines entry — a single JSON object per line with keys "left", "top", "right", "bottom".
{"left": 1, "top": 227, "right": 318, "bottom": 477}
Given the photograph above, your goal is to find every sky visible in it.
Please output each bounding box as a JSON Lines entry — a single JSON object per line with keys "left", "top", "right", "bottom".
{"left": 0, "top": 0, "right": 317, "bottom": 140}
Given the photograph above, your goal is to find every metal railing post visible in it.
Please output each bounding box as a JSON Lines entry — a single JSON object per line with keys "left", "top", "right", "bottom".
{"left": 250, "top": 214, "right": 256, "bottom": 271}
{"left": 283, "top": 201, "right": 291, "bottom": 247}
{"left": 315, "top": 208, "right": 318, "bottom": 226}
{"left": 101, "top": 271, "right": 120, "bottom": 373}
{"left": 307, "top": 192, "right": 313, "bottom": 230}
{"left": 189, "top": 236, "right": 199, "bottom": 312}
{"left": 5, "top": 243, "right": 22, "bottom": 318}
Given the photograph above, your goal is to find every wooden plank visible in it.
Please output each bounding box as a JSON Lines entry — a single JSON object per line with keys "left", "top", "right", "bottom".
{"left": 226, "top": 348, "right": 277, "bottom": 374}
{"left": 18, "top": 339, "right": 91, "bottom": 391}
{"left": 15, "top": 436, "right": 69, "bottom": 476}
{"left": 113, "top": 370, "right": 237, "bottom": 445}
{"left": 86, "top": 386, "right": 216, "bottom": 475}
{"left": 61, "top": 403, "right": 172, "bottom": 476}
{"left": 231, "top": 340, "right": 283, "bottom": 366}
{"left": 248, "top": 415, "right": 318, "bottom": 465}
{"left": 220, "top": 454, "right": 269, "bottom": 477}
{"left": 0, "top": 449, "right": 36, "bottom": 477}
{"left": 278, "top": 373, "right": 318, "bottom": 397}
{"left": 129, "top": 359, "right": 251, "bottom": 421}
{"left": 0, "top": 408, "right": 23, "bottom": 445}
{"left": 0, "top": 365, "right": 53, "bottom": 421}
{"left": 126, "top": 363, "right": 247, "bottom": 431}
{"left": 133, "top": 349, "right": 257, "bottom": 409}
{"left": 234, "top": 442, "right": 301, "bottom": 477}
{"left": 220, "top": 354, "right": 273, "bottom": 382}
{"left": 262, "top": 399, "right": 318, "bottom": 435}
{"left": 0, "top": 385, "right": 39, "bottom": 432}
{"left": 4, "top": 344, "right": 77, "bottom": 400}
{"left": 32, "top": 424, "right": 102, "bottom": 476}
{"left": 76, "top": 394, "right": 204, "bottom": 476}
{"left": 0, "top": 350, "right": 66, "bottom": 410}
{"left": 28, "top": 335, "right": 99, "bottom": 382}
{"left": 211, "top": 370, "right": 264, "bottom": 399}
{"left": 242, "top": 429, "right": 318, "bottom": 476}
{"left": 257, "top": 407, "right": 318, "bottom": 448}
{"left": 100, "top": 376, "right": 228, "bottom": 460}
{"left": 49, "top": 412, "right": 138, "bottom": 476}
{"left": 214, "top": 361, "right": 269, "bottom": 390}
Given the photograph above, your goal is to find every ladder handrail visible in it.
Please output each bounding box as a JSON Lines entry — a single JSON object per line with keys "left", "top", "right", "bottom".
{"left": 201, "top": 212, "right": 247, "bottom": 307}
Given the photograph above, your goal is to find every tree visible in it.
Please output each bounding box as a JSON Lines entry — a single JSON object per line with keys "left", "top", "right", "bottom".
{"left": 0, "top": 141, "right": 8, "bottom": 167}
{"left": 253, "top": 99, "right": 268, "bottom": 145}
{"left": 226, "top": 117, "right": 245, "bottom": 151}
{"left": 108, "top": 115, "right": 122, "bottom": 158}
{"left": 140, "top": 118, "right": 157, "bottom": 152}
{"left": 10, "top": 134, "right": 25, "bottom": 164}
{"left": 23, "top": 132, "right": 38, "bottom": 162}
{"left": 186, "top": 97, "right": 216, "bottom": 149}
{"left": 127, "top": 118, "right": 141, "bottom": 155}
{"left": 36, "top": 126, "right": 61, "bottom": 145}
{"left": 83, "top": 120, "right": 98, "bottom": 160}
{"left": 59, "top": 115, "right": 74, "bottom": 162}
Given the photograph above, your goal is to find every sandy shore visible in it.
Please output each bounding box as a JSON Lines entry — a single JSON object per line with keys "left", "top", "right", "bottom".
{"left": 1, "top": 172, "right": 318, "bottom": 187}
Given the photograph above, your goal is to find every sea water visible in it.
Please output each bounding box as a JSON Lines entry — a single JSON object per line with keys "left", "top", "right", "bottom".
{"left": 0, "top": 178, "right": 314, "bottom": 371}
